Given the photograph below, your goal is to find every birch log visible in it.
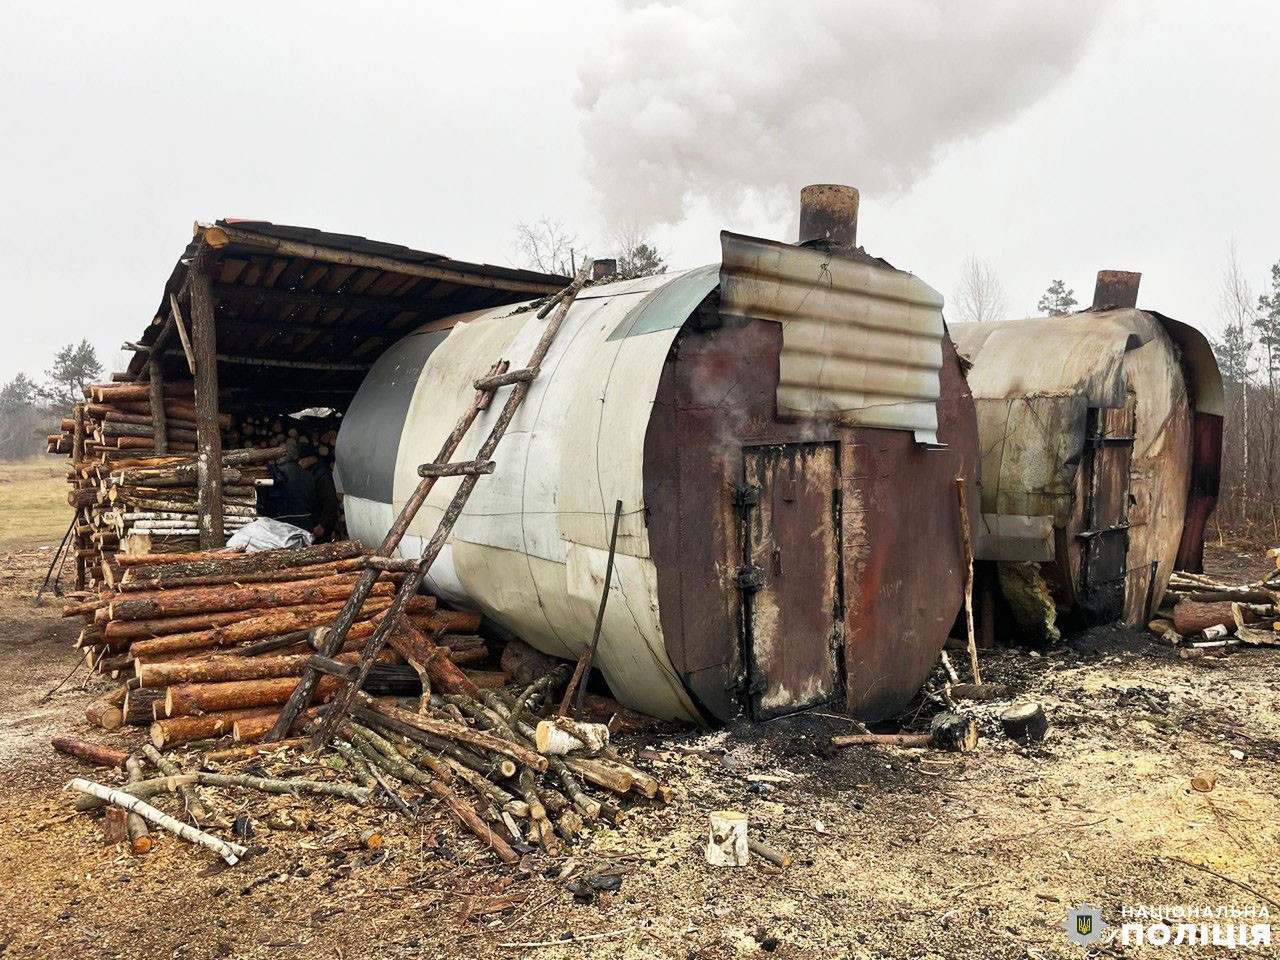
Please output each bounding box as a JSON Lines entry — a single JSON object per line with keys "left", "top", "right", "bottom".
{"left": 67, "top": 778, "right": 247, "bottom": 864}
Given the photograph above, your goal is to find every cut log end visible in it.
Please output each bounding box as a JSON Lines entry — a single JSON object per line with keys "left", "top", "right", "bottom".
{"left": 929, "top": 711, "right": 980, "bottom": 752}
{"left": 706, "top": 811, "right": 749, "bottom": 867}
{"left": 999, "top": 702, "right": 1048, "bottom": 745}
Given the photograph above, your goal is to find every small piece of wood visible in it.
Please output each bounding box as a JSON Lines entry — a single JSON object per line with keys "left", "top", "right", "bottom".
{"left": 1173, "top": 600, "right": 1236, "bottom": 635}
{"left": 707, "top": 811, "right": 749, "bottom": 867}
{"left": 748, "top": 838, "right": 792, "bottom": 869}
{"left": 86, "top": 693, "right": 125, "bottom": 730}
{"left": 52, "top": 736, "right": 127, "bottom": 769}
{"left": 124, "top": 757, "right": 153, "bottom": 854}
{"left": 1191, "top": 771, "right": 1217, "bottom": 792}
{"left": 536, "top": 717, "right": 610, "bottom": 757}
{"left": 999, "top": 702, "right": 1048, "bottom": 745}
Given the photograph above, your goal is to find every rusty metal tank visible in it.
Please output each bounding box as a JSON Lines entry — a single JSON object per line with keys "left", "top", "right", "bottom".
{"left": 950, "top": 271, "right": 1223, "bottom": 637}
{"left": 337, "top": 186, "right": 980, "bottom": 724}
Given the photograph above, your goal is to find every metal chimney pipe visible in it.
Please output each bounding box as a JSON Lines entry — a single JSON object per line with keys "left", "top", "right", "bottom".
{"left": 798, "top": 184, "right": 859, "bottom": 251}
{"left": 1092, "top": 270, "right": 1141, "bottom": 311}
{"left": 592, "top": 259, "right": 617, "bottom": 282}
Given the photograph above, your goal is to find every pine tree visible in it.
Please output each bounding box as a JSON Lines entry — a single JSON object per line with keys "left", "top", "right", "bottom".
{"left": 1037, "top": 279, "right": 1078, "bottom": 316}
{"left": 42, "top": 339, "right": 102, "bottom": 407}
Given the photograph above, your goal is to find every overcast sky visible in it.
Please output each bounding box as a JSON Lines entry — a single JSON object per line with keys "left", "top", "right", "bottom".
{"left": 1, "top": 0, "right": 1277, "bottom": 387}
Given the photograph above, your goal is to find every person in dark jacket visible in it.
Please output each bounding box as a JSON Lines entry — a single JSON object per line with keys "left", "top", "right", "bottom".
{"left": 263, "top": 442, "right": 315, "bottom": 532}
{"left": 298, "top": 439, "right": 340, "bottom": 543}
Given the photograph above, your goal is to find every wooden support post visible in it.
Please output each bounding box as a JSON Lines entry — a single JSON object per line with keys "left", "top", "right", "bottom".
{"left": 148, "top": 362, "right": 169, "bottom": 456}
{"left": 72, "top": 401, "right": 85, "bottom": 466}
{"left": 978, "top": 561, "right": 996, "bottom": 649}
{"left": 188, "top": 246, "right": 225, "bottom": 549}
{"left": 559, "top": 499, "right": 623, "bottom": 717}
{"left": 954, "top": 478, "right": 981, "bottom": 685}
{"left": 72, "top": 401, "right": 87, "bottom": 589}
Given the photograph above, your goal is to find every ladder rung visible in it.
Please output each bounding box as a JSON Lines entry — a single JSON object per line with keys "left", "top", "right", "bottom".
{"left": 474, "top": 366, "right": 539, "bottom": 391}
{"left": 362, "top": 555, "right": 419, "bottom": 573}
{"left": 307, "top": 655, "right": 356, "bottom": 679}
{"left": 418, "top": 459, "right": 495, "bottom": 478}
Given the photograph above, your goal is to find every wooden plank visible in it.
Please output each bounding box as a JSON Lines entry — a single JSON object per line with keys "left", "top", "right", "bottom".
{"left": 169, "top": 293, "right": 197, "bottom": 375}
{"left": 202, "top": 224, "right": 565, "bottom": 295}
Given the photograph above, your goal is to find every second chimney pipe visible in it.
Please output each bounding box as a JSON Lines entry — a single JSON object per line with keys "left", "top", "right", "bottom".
{"left": 799, "top": 184, "right": 859, "bottom": 251}
{"left": 1092, "top": 270, "right": 1141, "bottom": 311}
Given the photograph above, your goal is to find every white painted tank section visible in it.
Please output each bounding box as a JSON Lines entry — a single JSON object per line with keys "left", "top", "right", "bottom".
{"left": 345, "top": 271, "right": 711, "bottom": 722}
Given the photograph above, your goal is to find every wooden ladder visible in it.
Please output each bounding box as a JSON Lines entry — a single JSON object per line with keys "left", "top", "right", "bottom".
{"left": 268, "top": 259, "right": 594, "bottom": 747}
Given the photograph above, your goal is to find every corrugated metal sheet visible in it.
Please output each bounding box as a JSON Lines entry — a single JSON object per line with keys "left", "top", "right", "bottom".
{"left": 718, "top": 231, "right": 946, "bottom": 444}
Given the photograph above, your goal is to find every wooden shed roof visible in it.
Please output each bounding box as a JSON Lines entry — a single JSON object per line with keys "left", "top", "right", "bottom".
{"left": 124, "top": 219, "right": 568, "bottom": 411}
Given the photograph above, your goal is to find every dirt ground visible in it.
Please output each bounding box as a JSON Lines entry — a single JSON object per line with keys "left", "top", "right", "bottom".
{"left": 0, "top": 528, "right": 1277, "bottom": 959}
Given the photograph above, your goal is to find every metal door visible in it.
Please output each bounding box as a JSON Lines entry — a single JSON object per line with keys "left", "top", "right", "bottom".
{"left": 740, "top": 443, "right": 843, "bottom": 719}
{"left": 1077, "top": 399, "right": 1135, "bottom": 623}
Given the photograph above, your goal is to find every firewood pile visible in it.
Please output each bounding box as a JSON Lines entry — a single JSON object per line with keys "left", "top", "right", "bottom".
{"left": 227, "top": 411, "right": 341, "bottom": 461}
{"left": 62, "top": 541, "right": 472, "bottom": 741}
{"left": 53, "top": 377, "right": 351, "bottom": 588}
{"left": 1148, "top": 556, "right": 1280, "bottom": 656}
{"left": 55, "top": 544, "right": 671, "bottom": 865}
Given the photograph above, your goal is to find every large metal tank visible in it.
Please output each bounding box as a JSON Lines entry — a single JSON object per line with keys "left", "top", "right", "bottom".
{"left": 950, "top": 271, "right": 1223, "bottom": 637}
{"left": 337, "top": 186, "right": 980, "bottom": 724}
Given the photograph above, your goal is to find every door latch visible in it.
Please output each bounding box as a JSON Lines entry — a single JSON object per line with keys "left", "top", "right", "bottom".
{"left": 736, "top": 564, "right": 764, "bottom": 593}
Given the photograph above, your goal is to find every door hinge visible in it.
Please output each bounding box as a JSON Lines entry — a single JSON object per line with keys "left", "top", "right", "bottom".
{"left": 732, "top": 484, "right": 759, "bottom": 514}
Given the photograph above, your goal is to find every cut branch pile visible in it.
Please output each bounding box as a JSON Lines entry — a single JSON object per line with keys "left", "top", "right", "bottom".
{"left": 1150, "top": 560, "right": 1280, "bottom": 654}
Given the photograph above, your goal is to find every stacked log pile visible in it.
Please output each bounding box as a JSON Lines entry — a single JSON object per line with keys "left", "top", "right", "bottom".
{"left": 1148, "top": 559, "right": 1280, "bottom": 655}
{"left": 65, "top": 542, "right": 486, "bottom": 745}
{"left": 49, "top": 381, "right": 207, "bottom": 461}
{"left": 226, "top": 411, "right": 341, "bottom": 462}
{"left": 64, "top": 445, "right": 289, "bottom": 588}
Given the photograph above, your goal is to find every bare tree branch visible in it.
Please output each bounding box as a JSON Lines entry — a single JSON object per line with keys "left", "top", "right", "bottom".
{"left": 950, "top": 255, "right": 1007, "bottom": 324}
{"left": 511, "top": 218, "right": 578, "bottom": 277}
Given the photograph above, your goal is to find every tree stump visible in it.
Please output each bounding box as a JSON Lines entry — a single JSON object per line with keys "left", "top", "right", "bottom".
{"left": 1000, "top": 702, "right": 1048, "bottom": 744}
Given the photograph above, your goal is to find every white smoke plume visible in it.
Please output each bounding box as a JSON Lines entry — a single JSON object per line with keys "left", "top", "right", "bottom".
{"left": 577, "top": 0, "right": 1110, "bottom": 228}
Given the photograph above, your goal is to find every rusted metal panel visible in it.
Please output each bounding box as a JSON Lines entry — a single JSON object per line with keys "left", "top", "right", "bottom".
{"left": 644, "top": 318, "right": 979, "bottom": 722}
{"left": 742, "top": 443, "right": 842, "bottom": 719}
{"left": 718, "top": 231, "right": 946, "bottom": 444}
{"left": 1176, "top": 412, "right": 1224, "bottom": 572}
